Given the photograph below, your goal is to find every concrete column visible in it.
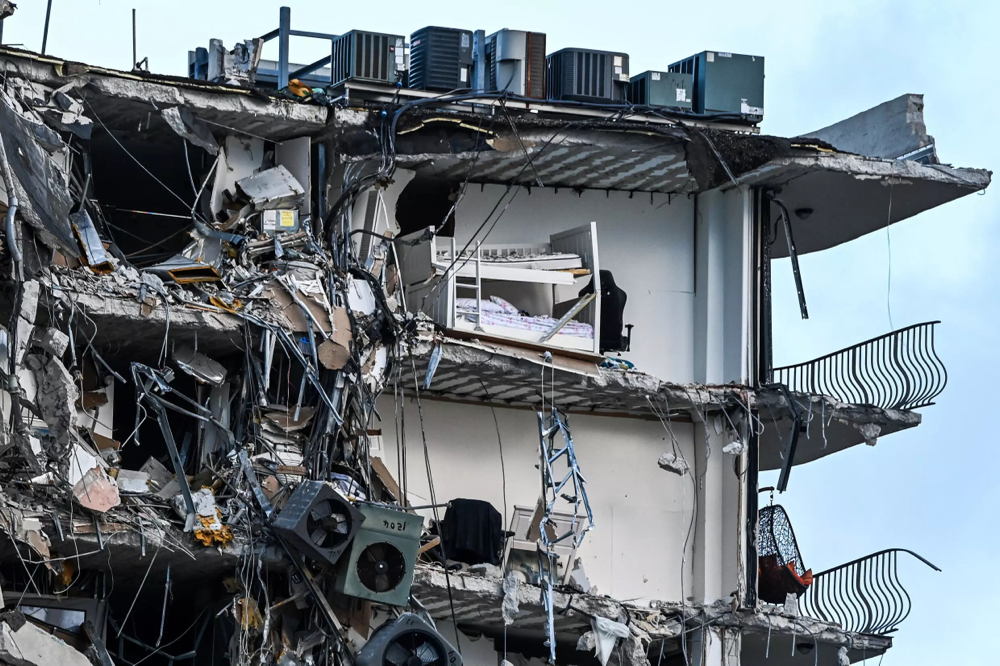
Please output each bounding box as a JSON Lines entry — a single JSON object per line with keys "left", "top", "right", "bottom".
{"left": 688, "top": 626, "right": 740, "bottom": 666}
{"left": 692, "top": 188, "right": 752, "bottom": 385}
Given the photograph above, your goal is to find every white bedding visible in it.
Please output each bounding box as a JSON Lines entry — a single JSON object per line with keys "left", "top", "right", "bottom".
{"left": 457, "top": 309, "right": 594, "bottom": 339}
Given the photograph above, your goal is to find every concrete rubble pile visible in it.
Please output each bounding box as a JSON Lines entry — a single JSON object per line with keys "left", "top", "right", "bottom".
{"left": 0, "top": 56, "right": 453, "bottom": 666}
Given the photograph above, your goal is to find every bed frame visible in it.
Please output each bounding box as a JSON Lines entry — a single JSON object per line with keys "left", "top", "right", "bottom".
{"left": 398, "top": 223, "right": 601, "bottom": 354}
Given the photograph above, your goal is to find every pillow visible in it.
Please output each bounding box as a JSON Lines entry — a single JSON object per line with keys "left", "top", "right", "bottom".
{"left": 489, "top": 295, "right": 520, "bottom": 315}
{"left": 456, "top": 297, "right": 504, "bottom": 313}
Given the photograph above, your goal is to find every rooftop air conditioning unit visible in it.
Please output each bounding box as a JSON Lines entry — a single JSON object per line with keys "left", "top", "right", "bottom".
{"left": 409, "top": 26, "right": 474, "bottom": 92}
{"left": 333, "top": 503, "right": 423, "bottom": 606}
{"left": 485, "top": 29, "right": 546, "bottom": 99}
{"left": 546, "top": 48, "right": 629, "bottom": 103}
{"left": 330, "top": 30, "right": 406, "bottom": 87}
{"left": 668, "top": 51, "right": 764, "bottom": 123}
{"left": 629, "top": 70, "right": 693, "bottom": 110}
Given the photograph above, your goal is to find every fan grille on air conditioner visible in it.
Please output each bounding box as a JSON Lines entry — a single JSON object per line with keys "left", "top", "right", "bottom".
{"left": 383, "top": 631, "right": 446, "bottom": 666}
{"left": 307, "top": 499, "right": 353, "bottom": 549}
{"left": 356, "top": 542, "right": 407, "bottom": 592}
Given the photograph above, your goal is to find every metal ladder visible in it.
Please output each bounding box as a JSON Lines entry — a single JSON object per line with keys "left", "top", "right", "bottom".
{"left": 450, "top": 238, "right": 484, "bottom": 331}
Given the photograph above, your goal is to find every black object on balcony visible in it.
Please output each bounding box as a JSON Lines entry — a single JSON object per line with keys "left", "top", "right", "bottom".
{"left": 800, "top": 549, "right": 941, "bottom": 635}
{"left": 771, "top": 321, "right": 947, "bottom": 411}
{"left": 757, "top": 504, "right": 813, "bottom": 604}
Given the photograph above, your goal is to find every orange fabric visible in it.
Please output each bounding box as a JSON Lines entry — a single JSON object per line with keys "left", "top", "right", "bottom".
{"left": 785, "top": 560, "right": 814, "bottom": 588}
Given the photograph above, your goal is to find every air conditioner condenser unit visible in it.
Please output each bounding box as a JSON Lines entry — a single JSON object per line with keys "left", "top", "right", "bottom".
{"left": 668, "top": 51, "right": 764, "bottom": 123}
{"left": 409, "top": 26, "right": 474, "bottom": 91}
{"left": 331, "top": 30, "right": 406, "bottom": 87}
{"left": 485, "top": 28, "right": 546, "bottom": 99}
{"left": 547, "top": 48, "right": 629, "bottom": 103}
{"left": 333, "top": 503, "right": 423, "bottom": 606}
{"left": 629, "top": 70, "right": 693, "bottom": 110}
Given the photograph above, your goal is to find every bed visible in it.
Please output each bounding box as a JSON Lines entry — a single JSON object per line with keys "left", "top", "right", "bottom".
{"left": 398, "top": 223, "right": 602, "bottom": 354}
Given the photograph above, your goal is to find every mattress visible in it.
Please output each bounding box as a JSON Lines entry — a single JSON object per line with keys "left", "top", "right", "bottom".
{"left": 457, "top": 310, "right": 594, "bottom": 339}
{"left": 439, "top": 250, "right": 583, "bottom": 271}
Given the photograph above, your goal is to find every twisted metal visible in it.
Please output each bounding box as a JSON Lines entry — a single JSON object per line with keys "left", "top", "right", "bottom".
{"left": 771, "top": 321, "right": 946, "bottom": 410}
{"left": 800, "top": 549, "right": 940, "bottom": 635}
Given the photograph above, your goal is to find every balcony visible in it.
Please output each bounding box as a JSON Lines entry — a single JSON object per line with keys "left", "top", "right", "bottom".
{"left": 771, "top": 321, "right": 947, "bottom": 411}
{"left": 757, "top": 322, "right": 947, "bottom": 474}
{"left": 800, "top": 549, "right": 941, "bottom": 635}
{"left": 758, "top": 506, "right": 940, "bottom": 636}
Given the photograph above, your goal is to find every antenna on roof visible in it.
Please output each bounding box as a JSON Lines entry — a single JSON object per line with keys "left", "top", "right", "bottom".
{"left": 41, "top": 0, "right": 52, "bottom": 55}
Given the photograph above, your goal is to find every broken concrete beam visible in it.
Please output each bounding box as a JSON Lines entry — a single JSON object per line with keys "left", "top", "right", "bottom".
{"left": 25, "top": 353, "right": 78, "bottom": 446}
{"left": 114, "top": 469, "right": 151, "bottom": 494}
{"left": 0, "top": 612, "right": 92, "bottom": 666}
{"left": 31, "top": 326, "right": 69, "bottom": 358}
{"left": 801, "top": 94, "right": 936, "bottom": 162}
{"left": 162, "top": 106, "right": 220, "bottom": 155}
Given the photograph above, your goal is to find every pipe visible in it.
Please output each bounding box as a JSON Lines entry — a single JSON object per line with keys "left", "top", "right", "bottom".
{"left": 0, "top": 128, "right": 23, "bottom": 276}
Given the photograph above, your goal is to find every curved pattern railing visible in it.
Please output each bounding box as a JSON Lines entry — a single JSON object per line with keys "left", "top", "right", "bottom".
{"left": 771, "top": 321, "right": 947, "bottom": 410}
{"left": 799, "top": 549, "right": 941, "bottom": 635}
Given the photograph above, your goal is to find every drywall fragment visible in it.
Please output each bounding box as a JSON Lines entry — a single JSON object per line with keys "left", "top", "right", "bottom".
{"left": 236, "top": 165, "right": 305, "bottom": 210}
{"left": 657, "top": 452, "right": 690, "bottom": 476}
{"left": 174, "top": 488, "right": 231, "bottom": 545}
{"left": 0, "top": 612, "right": 92, "bottom": 666}
{"left": 567, "top": 558, "right": 591, "bottom": 593}
{"left": 722, "top": 440, "right": 747, "bottom": 456}
{"left": 70, "top": 210, "right": 113, "bottom": 272}
{"left": 173, "top": 346, "right": 227, "bottom": 386}
{"left": 73, "top": 467, "right": 120, "bottom": 513}
{"left": 837, "top": 646, "right": 850, "bottom": 666}
{"left": 15, "top": 280, "right": 40, "bottom": 367}
{"left": 162, "top": 106, "right": 219, "bottom": 155}
{"left": 591, "top": 617, "right": 629, "bottom": 666}
{"left": 347, "top": 278, "right": 376, "bottom": 315}
{"left": 25, "top": 353, "right": 78, "bottom": 446}
{"left": 32, "top": 326, "right": 69, "bottom": 358}
{"left": 115, "top": 469, "right": 150, "bottom": 494}
{"left": 577, "top": 632, "right": 596, "bottom": 652}
{"left": 501, "top": 573, "right": 520, "bottom": 626}
{"left": 318, "top": 307, "right": 352, "bottom": 370}
{"left": 140, "top": 456, "right": 173, "bottom": 491}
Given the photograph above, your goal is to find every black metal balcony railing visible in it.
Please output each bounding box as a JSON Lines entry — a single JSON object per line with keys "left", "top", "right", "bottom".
{"left": 771, "top": 321, "right": 947, "bottom": 411}
{"left": 800, "top": 549, "right": 941, "bottom": 635}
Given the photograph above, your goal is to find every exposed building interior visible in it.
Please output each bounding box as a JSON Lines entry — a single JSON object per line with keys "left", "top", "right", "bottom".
{"left": 0, "top": 4, "right": 988, "bottom": 666}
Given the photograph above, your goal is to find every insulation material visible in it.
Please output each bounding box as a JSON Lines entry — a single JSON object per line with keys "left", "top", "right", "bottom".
{"left": 73, "top": 466, "right": 121, "bottom": 513}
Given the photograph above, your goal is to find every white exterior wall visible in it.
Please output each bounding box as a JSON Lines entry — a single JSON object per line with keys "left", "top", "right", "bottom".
{"left": 379, "top": 397, "right": 697, "bottom": 605}
{"left": 378, "top": 178, "right": 754, "bottom": 609}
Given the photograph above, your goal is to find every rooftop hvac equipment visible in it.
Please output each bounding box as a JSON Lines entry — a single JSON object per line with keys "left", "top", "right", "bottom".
{"left": 546, "top": 48, "right": 629, "bottom": 103}
{"left": 409, "top": 26, "right": 474, "bottom": 91}
{"left": 668, "top": 51, "right": 764, "bottom": 122}
{"left": 330, "top": 30, "right": 406, "bottom": 87}
{"left": 485, "top": 29, "right": 546, "bottom": 99}
{"left": 333, "top": 503, "right": 423, "bottom": 606}
{"left": 629, "top": 70, "right": 693, "bottom": 110}
{"left": 271, "top": 481, "right": 364, "bottom": 567}
{"left": 357, "top": 614, "right": 463, "bottom": 666}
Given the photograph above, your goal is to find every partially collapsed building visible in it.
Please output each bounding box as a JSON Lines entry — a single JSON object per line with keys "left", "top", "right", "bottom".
{"left": 0, "top": 7, "right": 989, "bottom": 666}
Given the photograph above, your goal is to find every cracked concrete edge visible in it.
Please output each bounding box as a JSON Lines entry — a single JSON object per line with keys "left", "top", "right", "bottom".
{"left": 413, "top": 567, "right": 889, "bottom": 654}
{"left": 0, "top": 48, "right": 327, "bottom": 130}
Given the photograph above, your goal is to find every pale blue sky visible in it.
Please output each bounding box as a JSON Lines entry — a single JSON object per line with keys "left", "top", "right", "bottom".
{"left": 5, "top": 1, "right": 998, "bottom": 663}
